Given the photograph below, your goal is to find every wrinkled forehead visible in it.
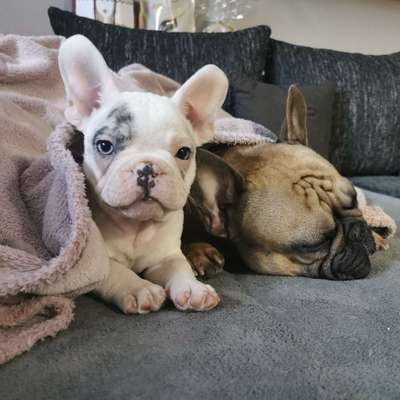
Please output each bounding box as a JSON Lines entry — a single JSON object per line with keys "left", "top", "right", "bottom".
{"left": 83, "top": 92, "right": 195, "bottom": 146}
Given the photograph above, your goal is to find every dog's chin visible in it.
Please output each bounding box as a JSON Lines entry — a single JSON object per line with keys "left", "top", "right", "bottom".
{"left": 118, "top": 198, "right": 165, "bottom": 221}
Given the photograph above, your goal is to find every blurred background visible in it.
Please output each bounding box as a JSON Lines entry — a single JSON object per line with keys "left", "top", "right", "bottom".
{"left": 1, "top": 0, "right": 400, "bottom": 54}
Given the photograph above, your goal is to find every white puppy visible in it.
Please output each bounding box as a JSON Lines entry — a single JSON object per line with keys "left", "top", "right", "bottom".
{"left": 59, "top": 35, "right": 228, "bottom": 314}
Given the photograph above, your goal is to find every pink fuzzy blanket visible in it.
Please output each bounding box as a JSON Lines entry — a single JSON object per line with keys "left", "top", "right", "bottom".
{"left": 0, "top": 35, "right": 395, "bottom": 365}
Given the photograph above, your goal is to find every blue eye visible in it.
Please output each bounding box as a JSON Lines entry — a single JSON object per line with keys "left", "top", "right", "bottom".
{"left": 96, "top": 140, "right": 114, "bottom": 155}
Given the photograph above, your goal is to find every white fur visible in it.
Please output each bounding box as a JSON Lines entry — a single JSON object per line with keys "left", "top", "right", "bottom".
{"left": 59, "top": 35, "right": 228, "bottom": 313}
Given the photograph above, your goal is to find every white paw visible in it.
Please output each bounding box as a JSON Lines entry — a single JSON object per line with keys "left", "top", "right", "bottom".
{"left": 168, "top": 279, "right": 220, "bottom": 311}
{"left": 117, "top": 282, "right": 166, "bottom": 315}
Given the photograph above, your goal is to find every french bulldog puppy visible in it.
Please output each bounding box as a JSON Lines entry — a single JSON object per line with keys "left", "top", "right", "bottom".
{"left": 59, "top": 35, "right": 228, "bottom": 313}
{"left": 184, "top": 86, "right": 381, "bottom": 280}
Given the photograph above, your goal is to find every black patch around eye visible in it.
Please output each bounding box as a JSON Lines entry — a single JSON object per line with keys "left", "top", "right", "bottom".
{"left": 176, "top": 147, "right": 192, "bottom": 160}
{"left": 115, "top": 133, "right": 130, "bottom": 151}
{"left": 92, "top": 126, "right": 109, "bottom": 146}
{"left": 108, "top": 104, "right": 132, "bottom": 126}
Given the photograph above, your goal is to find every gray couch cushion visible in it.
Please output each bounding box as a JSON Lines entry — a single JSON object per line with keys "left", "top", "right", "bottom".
{"left": 265, "top": 39, "right": 400, "bottom": 176}
{"left": 352, "top": 176, "right": 400, "bottom": 199}
{"left": 1, "top": 190, "right": 399, "bottom": 400}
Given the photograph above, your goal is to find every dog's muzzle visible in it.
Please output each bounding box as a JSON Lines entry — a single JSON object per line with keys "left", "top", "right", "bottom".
{"left": 319, "top": 218, "right": 376, "bottom": 280}
{"left": 137, "top": 164, "right": 156, "bottom": 198}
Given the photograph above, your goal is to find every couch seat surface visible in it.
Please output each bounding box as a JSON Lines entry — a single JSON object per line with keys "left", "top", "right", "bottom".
{"left": 351, "top": 176, "right": 400, "bottom": 199}
{"left": 1, "top": 190, "right": 399, "bottom": 400}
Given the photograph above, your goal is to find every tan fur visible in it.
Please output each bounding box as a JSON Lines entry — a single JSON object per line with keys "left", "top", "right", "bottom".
{"left": 214, "top": 86, "right": 375, "bottom": 279}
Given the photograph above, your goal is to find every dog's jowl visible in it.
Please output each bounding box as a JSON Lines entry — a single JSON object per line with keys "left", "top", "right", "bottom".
{"left": 59, "top": 35, "right": 228, "bottom": 313}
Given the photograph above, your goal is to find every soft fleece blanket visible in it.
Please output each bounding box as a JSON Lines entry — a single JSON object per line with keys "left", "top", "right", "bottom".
{"left": 0, "top": 35, "right": 395, "bottom": 365}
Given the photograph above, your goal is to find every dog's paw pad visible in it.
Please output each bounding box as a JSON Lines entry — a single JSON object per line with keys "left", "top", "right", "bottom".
{"left": 174, "top": 290, "right": 191, "bottom": 307}
{"left": 184, "top": 243, "right": 224, "bottom": 278}
{"left": 169, "top": 281, "right": 220, "bottom": 312}
{"left": 120, "top": 284, "right": 166, "bottom": 315}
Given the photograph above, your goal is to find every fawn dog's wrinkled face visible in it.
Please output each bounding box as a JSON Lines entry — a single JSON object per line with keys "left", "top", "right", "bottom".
{"left": 192, "top": 87, "right": 378, "bottom": 280}
{"left": 59, "top": 35, "right": 228, "bottom": 221}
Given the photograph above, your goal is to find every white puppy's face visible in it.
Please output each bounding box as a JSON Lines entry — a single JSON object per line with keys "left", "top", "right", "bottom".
{"left": 59, "top": 35, "right": 228, "bottom": 221}
{"left": 82, "top": 93, "right": 197, "bottom": 220}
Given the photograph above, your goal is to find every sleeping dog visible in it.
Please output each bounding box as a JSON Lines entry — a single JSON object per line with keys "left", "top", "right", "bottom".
{"left": 59, "top": 35, "right": 228, "bottom": 313}
{"left": 184, "top": 86, "right": 380, "bottom": 280}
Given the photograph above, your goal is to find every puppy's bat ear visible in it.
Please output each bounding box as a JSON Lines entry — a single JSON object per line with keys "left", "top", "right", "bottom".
{"left": 172, "top": 65, "right": 228, "bottom": 145}
{"left": 59, "top": 35, "right": 119, "bottom": 126}
{"left": 281, "top": 85, "right": 309, "bottom": 146}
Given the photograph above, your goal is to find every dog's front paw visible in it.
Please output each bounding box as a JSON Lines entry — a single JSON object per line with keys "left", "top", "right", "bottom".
{"left": 184, "top": 242, "right": 225, "bottom": 278}
{"left": 168, "top": 279, "right": 220, "bottom": 311}
{"left": 117, "top": 282, "right": 166, "bottom": 315}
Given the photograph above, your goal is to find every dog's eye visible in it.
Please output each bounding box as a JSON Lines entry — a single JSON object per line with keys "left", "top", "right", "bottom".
{"left": 96, "top": 140, "right": 114, "bottom": 155}
{"left": 175, "top": 147, "right": 192, "bottom": 160}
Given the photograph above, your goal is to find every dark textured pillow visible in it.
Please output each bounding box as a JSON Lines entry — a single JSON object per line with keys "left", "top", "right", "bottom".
{"left": 48, "top": 7, "right": 271, "bottom": 113}
{"left": 232, "top": 79, "right": 336, "bottom": 159}
{"left": 265, "top": 39, "right": 400, "bottom": 176}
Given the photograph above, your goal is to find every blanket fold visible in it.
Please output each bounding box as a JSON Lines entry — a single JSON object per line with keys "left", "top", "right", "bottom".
{"left": 0, "top": 35, "right": 110, "bottom": 364}
{"left": 0, "top": 34, "right": 396, "bottom": 365}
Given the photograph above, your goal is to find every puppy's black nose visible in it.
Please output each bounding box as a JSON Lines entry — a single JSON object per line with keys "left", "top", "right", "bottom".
{"left": 137, "top": 164, "right": 154, "bottom": 178}
{"left": 137, "top": 164, "right": 156, "bottom": 198}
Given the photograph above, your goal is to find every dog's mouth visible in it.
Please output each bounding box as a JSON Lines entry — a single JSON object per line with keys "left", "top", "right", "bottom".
{"left": 118, "top": 196, "right": 165, "bottom": 221}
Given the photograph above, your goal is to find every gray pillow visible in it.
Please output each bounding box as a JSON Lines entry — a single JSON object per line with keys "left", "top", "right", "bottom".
{"left": 232, "top": 79, "right": 336, "bottom": 159}
{"left": 48, "top": 7, "right": 271, "bottom": 113}
{"left": 265, "top": 39, "right": 400, "bottom": 176}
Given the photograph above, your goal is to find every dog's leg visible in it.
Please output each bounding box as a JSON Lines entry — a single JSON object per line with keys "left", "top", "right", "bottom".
{"left": 143, "top": 253, "right": 220, "bottom": 311}
{"left": 94, "top": 259, "right": 166, "bottom": 314}
{"left": 183, "top": 242, "right": 225, "bottom": 278}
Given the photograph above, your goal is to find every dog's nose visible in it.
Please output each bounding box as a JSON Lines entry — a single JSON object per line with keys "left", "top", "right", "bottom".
{"left": 320, "top": 218, "right": 375, "bottom": 280}
{"left": 137, "top": 163, "right": 156, "bottom": 178}
{"left": 136, "top": 163, "right": 156, "bottom": 198}
{"left": 343, "top": 218, "right": 376, "bottom": 255}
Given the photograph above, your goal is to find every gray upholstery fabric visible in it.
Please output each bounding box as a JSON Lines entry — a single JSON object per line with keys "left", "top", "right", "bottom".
{"left": 351, "top": 176, "right": 400, "bottom": 199}
{"left": 265, "top": 39, "right": 400, "bottom": 176}
{"left": 1, "top": 191, "right": 400, "bottom": 400}
{"left": 48, "top": 7, "right": 271, "bottom": 113}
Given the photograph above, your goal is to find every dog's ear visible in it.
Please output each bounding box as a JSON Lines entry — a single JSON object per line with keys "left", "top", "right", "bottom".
{"left": 59, "top": 35, "right": 119, "bottom": 126}
{"left": 196, "top": 148, "right": 245, "bottom": 200}
{"left": 172, "top": 65, "right": 228, "bottom": 144}
{"left": 281, "top": 85, "right": 309, "bottom": 146}
{"left": 192, "top": 149, "right": 244, "bottom": 237}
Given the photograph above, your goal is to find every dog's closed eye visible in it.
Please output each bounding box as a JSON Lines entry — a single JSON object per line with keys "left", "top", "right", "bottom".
{"left": 291, "top": 229, "right": 336, "bottom": 254}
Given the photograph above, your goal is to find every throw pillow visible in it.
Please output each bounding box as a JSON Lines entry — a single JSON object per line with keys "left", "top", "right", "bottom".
{"left": 48, "top": 7, "right": 271, "bottom": 113}
{"left": 265, "top": 39, "right": 400, "bottom": 176}
{"left": 232, "top": 79, "right": 336, "bottom": 159}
